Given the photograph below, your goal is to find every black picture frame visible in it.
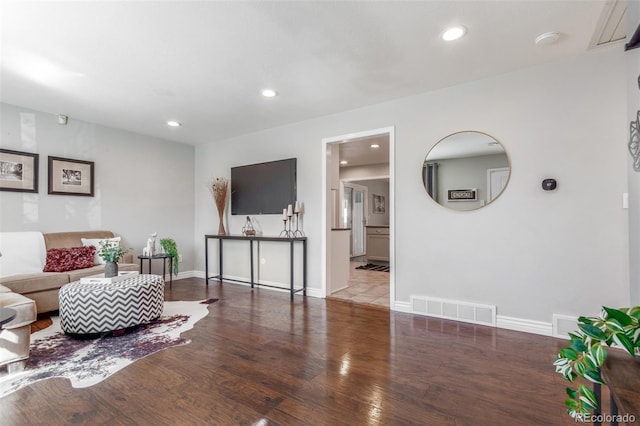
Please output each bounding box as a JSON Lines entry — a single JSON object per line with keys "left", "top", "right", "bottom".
{"left": 448, "top": 189, "right": 477, "bottom": 201}
{"left": 48, "top": 156, "right": 94, "bottom": 196}
{"left": 0, "top": 149, "right": 39, "bottom": 193}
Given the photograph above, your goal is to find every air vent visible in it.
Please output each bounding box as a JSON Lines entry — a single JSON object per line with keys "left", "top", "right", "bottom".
{"left": 410, "top": 296, "right": 496, "bottom": 327}
{"left": 552, "top": 314, "right": 579, "bottom": 339}
{"left": 589, "top": 0, "right": 627, "bottom": 49}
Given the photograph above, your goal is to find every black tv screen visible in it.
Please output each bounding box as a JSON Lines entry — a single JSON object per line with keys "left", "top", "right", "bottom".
{"left": 231, "top": 158, "right": 297, "bottom": 215}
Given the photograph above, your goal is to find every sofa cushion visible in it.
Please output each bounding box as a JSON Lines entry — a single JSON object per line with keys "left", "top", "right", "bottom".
{"left": 43, "top": 230, "right": 116, "bottom": 251}
{"left": 0, "top": 272, "right": 69, "bottom": 294}
{"left": 81, "top": 236, "right": 121, "bottom": 265}
{"left": 0, "top": 232, "right": 47, "bottom": 278}
{"left": 43, "top": 246, "right": 96, "bottom": 272}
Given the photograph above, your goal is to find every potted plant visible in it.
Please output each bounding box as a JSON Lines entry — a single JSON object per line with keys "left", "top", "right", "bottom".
{"left": 160, "top": 237, "right": 179, "bottom": 277}
{"left": 554, "top": 306, "right": 640, "bottom": 421}
{"left": 97, "top": 240, "right": 128, "bottom": 278}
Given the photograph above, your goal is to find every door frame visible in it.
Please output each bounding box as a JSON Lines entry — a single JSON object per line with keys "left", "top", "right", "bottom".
{"left": 321, "top": 126, "right": 395, "bottom": 306}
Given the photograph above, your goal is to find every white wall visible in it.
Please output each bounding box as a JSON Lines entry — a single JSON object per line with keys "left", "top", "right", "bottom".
{"left": 628, "top": 2, "right": 640, "bottom": 306}
{"left": 195, "top": 46, "right": 629, "bottom": 324}
{"left": 0, "top": 103, "right": 196, "bottom": 275}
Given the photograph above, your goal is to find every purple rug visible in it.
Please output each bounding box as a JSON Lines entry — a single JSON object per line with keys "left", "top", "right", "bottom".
{"left": 0, "top": 299, "right": 217, "bottom": 398}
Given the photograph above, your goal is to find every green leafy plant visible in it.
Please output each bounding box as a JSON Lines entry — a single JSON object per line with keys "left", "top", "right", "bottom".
{"left": 554, "top": 306, "right": 640, "bottom": 421}
{"left": 160, "top": 237, "right": 179, "bottom": 277}
{"left": 97, "top": 240, "right": 128, "bottom": 263}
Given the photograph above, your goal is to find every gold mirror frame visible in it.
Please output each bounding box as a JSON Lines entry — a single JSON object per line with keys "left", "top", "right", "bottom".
{"left": 422, "top": 131, "right": 511, "bottom": 211}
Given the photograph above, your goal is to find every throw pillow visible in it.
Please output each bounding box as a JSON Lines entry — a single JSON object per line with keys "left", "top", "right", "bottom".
{"left": 81, "top": 237, "right": 121, "bottom": 265}
{"left": 43, "top": 246, "right": 96, "bottom": 272}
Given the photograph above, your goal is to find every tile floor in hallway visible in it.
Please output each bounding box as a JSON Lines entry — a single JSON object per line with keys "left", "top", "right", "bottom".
{"left": 328, "top": 261, "right": 390, "bottom": 308}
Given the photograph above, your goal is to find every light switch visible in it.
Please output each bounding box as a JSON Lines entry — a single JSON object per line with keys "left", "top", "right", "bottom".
{"left": 623, "top": 193, "right": 629, "bottom": 209}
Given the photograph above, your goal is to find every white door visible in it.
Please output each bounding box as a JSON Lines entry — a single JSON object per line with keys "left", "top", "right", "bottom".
{"left": 487, "top": 168, "right": 510, "bottom": 202}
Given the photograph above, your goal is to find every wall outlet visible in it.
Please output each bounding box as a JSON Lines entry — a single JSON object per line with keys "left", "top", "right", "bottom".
{"left": 260, "top": 258, "right": 266, "bottom": 265}
{"left": 178, "top": 254, "right": 183, "bottom": 263}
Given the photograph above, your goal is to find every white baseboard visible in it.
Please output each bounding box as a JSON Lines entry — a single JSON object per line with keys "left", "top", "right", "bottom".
{"left": 496, "top": 315, "right": 553, "bottom": 336}
{"left": 393, "top": 301, "right": 412, "bottom": 313}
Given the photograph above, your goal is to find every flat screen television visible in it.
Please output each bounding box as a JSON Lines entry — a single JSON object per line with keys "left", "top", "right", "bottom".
{"left": 231, "top": 158, "right": 297, "bottom": 215}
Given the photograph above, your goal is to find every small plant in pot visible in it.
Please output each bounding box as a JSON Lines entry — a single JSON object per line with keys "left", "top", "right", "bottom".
{"left": 160, "top": 237, "right": 179, "bottom": 277}
{"left": 98, "top": 240, "right": 128, "bottom": 278}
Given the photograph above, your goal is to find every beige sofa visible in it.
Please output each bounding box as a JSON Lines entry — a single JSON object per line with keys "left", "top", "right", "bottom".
{"left": 0, "top": 231, "right": 138, "bottom": 314}
{"left": 0, "top": 285, "right": 37, "bottom": 372}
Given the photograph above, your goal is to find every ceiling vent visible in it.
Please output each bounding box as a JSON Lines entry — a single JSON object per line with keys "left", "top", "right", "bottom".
{"left": 589, "top": 0, "right": 627, "bottom": 49}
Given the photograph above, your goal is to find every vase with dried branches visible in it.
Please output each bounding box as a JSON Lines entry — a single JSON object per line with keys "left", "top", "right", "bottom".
{"left": 209, "top": 177, "right": 229, "bottom": 235}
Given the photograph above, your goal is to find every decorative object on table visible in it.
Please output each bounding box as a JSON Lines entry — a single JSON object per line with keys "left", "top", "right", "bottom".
{"left": 97, "top": 239, "right": 128, "bottom": 278}
{"left": 0, "top": 149, "right": 39, "bottom": 193}
{"left": 209, "top": 177, "right": 229, "bottom": 235}
{"left": 142, "top": 232, "right": 158, "bottom": 257}
{"left": 553, "top": 306, "right": 640, "bottom": 421}
{"left": 293, "top": 200, "right": 304, "bottom": 236}
{"left": 0, "top": 299, "right": 218, "bottom": 398}
{"left": 242, "top": 216, "right": 256, "bottom": 236}
{"left": 629, "top": 110, "right": 639, "bottom": 172}
{"left": 47, "top": 156, "right": 94, "bottom": 196}
{"left": 280, "top": 204, "right": 295, "bottom": 237}
{"left": 79, "top": 271, "right": 139, "bottom": 284}
{"left": 159, "top": 237, "right": 179, "bottom": 276}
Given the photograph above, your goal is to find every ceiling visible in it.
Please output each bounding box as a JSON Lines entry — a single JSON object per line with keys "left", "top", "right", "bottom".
{"left": 0, "top": 1, "right": 624, "bottom": 148}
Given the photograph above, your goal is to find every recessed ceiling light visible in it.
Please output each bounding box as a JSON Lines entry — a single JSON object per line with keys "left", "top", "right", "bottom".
{"left": 261, "top": 89, "right": 278, "bottom": 98}
{"left": 370, "top": 144, "right": 380, "bottom": 149}
{"left": 442, "top": 26, "right": 466, "bottom": 41}
{"left": 167, "top": 120, "right": 182, "bottom": 127}
{"left": 340, "top": 160, "right": 348, "bottom": 165}
{"left": 535, "top": 32, "right": 560, "bottom": 46}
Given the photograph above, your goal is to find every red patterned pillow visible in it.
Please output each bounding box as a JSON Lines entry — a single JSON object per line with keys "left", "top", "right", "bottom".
{"left": 43, "top": 246, "right": 96, "bottom": 272}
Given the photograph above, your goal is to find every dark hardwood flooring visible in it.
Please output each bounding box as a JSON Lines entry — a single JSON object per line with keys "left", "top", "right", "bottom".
{"left": 2, "top": 278, "right": 582, "bottom": 425}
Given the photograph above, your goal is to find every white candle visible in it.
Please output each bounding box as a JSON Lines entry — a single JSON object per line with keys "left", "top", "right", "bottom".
{"left": 294, "top": 201, "right": 300, "bottom": 213}
{"left": 287, "top": 204, "right": 293, "bottom": 217}
{"left": 282, "top": 208, "right": 287, "bottom": 220}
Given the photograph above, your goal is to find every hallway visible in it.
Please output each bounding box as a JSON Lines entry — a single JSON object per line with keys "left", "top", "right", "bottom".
{"left": 328, "top": 261, "right": 390, "bottom": 308}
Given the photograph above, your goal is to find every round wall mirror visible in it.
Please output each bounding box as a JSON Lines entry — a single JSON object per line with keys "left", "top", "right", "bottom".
{"left": 422, "top": 131, "right": 510, "bottom": 211}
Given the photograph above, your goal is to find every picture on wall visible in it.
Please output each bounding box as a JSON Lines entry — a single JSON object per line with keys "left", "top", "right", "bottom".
{"left": 373, "top": 194, "right": 385, "bottom": 214}
{"left": 48, "top": 156, "right": 94, "bottom": 196}
{"left": 448, "top": 188, "right": 477, "bottom": 201}
{"left": 0, "top": 149, "right": 39, "bottom": 193}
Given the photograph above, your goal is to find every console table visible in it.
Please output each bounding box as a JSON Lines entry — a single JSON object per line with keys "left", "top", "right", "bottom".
{"left": 204, "top": 234, "right": 307, "bottom": 300}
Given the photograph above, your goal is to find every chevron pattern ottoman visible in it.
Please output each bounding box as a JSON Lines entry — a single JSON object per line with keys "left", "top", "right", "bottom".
{"left": 59, "top": 274, "right": 164, "bottom": 335}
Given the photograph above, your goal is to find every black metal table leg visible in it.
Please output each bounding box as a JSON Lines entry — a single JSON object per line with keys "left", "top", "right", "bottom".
{"left": 205, "top": 235, "right": 209, "bottom": 285}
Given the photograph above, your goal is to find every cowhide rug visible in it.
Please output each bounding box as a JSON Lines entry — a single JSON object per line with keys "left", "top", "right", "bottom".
{"left": 0, "top": 298, "right": 217, "bottom": 398}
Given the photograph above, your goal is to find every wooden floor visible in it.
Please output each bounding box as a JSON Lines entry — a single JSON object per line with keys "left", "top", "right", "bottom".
{"left": 2, "top": 278, "right": 581, "bottom": 425}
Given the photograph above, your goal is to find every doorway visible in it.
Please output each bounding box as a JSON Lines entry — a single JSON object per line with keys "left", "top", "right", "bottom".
{"left": 321, "top": 126, "right": 395, "bottom": 309}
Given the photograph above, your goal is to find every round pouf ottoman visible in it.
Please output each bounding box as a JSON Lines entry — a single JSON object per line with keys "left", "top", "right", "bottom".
{"left": 59, "top": 274, "right": 164, "bottom": 335}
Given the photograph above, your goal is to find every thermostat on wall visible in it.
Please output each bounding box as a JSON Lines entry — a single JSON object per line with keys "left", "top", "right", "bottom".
{"left": 542, "top": 178, "right": 557, "bottom": 191}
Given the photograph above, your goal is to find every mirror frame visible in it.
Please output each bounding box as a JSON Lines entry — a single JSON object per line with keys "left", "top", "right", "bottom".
{"left": 422, "top": 130, "right": 511, "bottom": 211}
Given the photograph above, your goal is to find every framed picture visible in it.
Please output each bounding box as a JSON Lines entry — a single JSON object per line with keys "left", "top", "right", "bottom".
{"left": 372, "top": 194, "right": 386, "bottom": 214}
{"left": 0, "top": 149, "right": 39, "bottom": 193}
{"left": 448, "top": 189, "right": 477, "bottom": 201}
{"left": 48, "top": 156, "right": 94, "bottom": 196}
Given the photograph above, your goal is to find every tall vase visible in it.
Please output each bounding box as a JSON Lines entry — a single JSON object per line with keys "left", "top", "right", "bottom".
{"left": 105, "top": 261, "right": 118, "bottom": 278}
{"left": 217, "top": 208, "right": 226, "bottom": 235}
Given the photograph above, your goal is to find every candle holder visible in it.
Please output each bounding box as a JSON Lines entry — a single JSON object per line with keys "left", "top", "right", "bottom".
{"left": 279, "top": 218, "right": 290, "bottom": 237}
{"left": 294, "top": 212, "right": 305, "bottom": 237}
